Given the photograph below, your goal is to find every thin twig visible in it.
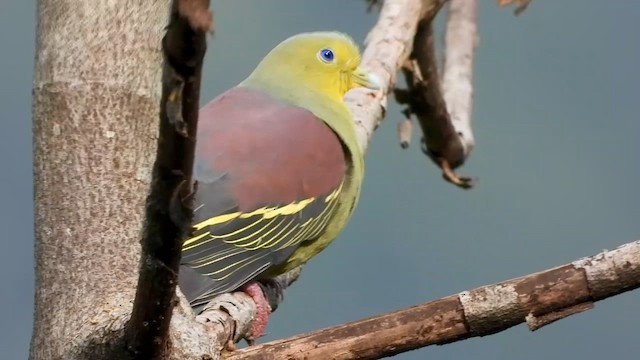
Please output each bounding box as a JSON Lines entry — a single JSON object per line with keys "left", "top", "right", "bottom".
{"left": 124, "top": 1, "right": 212, "bottom": 359}
{"left": 365, "top": 0, "right": 383, "bottom": 13}
{"left": 223, "top": 240, "right": 640, "bottom": 360}
{"left": 497, "top": 0, "right": 533, "bottom": 16}
{"left": 397, "top": 113, "right": 413, "bottom": 149}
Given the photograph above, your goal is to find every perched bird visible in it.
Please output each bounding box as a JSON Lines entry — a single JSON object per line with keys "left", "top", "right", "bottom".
{"left": 178, "top": 31, "right": 380, "bottom": 341}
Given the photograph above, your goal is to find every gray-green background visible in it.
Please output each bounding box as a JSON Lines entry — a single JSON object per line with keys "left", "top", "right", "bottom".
{"left": 2, "top": 1, "right": 638, "bottom": 359}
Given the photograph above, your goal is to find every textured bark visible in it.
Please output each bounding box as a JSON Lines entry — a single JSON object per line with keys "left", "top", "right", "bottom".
{"left": 223, "top": 240, "right": 640, "bottom": 360}
{"left": 30, "top": 1, "right": 166, "bottom": 359}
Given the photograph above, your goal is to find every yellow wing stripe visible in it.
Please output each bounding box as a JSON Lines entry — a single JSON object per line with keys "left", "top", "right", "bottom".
{"left": 184, "top": 232, "right": 208, "bottom": 247}
{"left": 239, "top": 216, "right": 291, "bottom": 250}
{"left": 191, "top": 246, "right": 239, "bottom": 265}
{"left": 182, "top": 180, "right": 345, "bottom": 281}
{"left": 189, "top": 197, "right": 316, "bottom": 232}
{"left": 210, "top": 216, "right": 264, "bottom": 240}
{"left": 223, "top": 216, "right": 281, "bottom": 248}
{"left": 184, "top": 182, "right": 344, "bottom": 250}
{"left": 207, "top": 252, "right": 268, "bottom": 280}
{"left": 182, "top": 181, "right": 345, "bottom": 305}
{"left": 277, "top": 191, "right": 340, "bottom": 250}
{"left": 252, "top": 216, "right": 297, "bottom": 249}
{"left": 183, "top": 215, "right": 267, "bottom": 251}
{"left": 279, "top": 185, "right": 341, "bottom": 249}
{"left": 191, "top": 247, "right": 245, "bottom": 269}
{"left": 183, "top": 197, "right": 316, "bottom": 249}
{"left": 194, "top": 260, "right": 272, "bottom": 306}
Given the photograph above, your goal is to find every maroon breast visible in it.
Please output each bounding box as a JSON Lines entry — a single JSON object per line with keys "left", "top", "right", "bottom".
{"left": 194, "top": 86, "right": 347, "bottom": 213}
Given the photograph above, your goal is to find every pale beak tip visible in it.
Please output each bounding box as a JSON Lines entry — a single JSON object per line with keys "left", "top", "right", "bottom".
{"left": 353, "top": 67, "right": 383, "bottom": 91}
{"left": 365, "top": 72, "right": 383, "bottom": 91}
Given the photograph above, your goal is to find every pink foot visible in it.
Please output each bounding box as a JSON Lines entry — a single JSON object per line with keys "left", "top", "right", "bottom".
{"left": 239, "top": 282, "right": 272, "bottom": 344}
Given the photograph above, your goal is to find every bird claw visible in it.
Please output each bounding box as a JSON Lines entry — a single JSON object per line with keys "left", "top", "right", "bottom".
{"left": 439, "top": 158, "right": 475, "bottom": 190}
{"left": 225, "top": 339, "right": 237, "bottom": 352}
{"left": 240, "top": 282, "right": 272, "bottom": 345}
{"left": 193, "top": 282, "right": 272, "bottom": 347}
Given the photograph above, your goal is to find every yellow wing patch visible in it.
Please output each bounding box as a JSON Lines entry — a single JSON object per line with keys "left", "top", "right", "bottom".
{"left": 180, "top": 181, "right": 345, "bottom": 308}
{"left": 182, "top": 180, "right": 344, "bottom": 263}
{"left": 189, "top": 197, "right": 315, "bottom": 232}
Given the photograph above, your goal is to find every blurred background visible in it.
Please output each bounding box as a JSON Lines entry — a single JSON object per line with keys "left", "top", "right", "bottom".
{"left": 2, "top": 1, "right": 639, "bottom": 359}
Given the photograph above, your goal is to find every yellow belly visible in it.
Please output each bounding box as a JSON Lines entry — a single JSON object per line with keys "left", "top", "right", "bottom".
{"left": 265, "top": 160, "right": 362, "bottom": 277}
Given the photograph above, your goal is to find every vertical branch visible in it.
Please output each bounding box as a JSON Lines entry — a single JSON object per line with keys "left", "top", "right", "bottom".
{"left": 396, "top": 18, "right": 474, "bottom": 188}
{"left": 441, "top": 0, "right": 478, "bottom": 172}
{"left": 394, "top": 0, "right": 478, "bottom": 189}
{"left": 124, "top": 1, "right": 212, "bottom": 359}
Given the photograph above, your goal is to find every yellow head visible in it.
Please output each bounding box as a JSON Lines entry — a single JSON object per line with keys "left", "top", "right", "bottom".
{"left": 241, "top": 32, "right": 381, "bottom": 103}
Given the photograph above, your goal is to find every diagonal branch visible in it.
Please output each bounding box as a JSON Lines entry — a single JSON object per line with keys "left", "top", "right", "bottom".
{"left": 223, "top": 240, "right": 640, "bottom": 360}
{"left": 124, "top": 1, "right": 212, "bottom": 358}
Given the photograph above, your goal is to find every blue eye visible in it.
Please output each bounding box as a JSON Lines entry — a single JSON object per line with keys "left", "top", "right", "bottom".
{"left": 318, "top": 48, "right": 334, "bottom": 63}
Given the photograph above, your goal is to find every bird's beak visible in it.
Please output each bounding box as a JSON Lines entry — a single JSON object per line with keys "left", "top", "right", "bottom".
{"left": 351, "top": 67, "right": 382, "bottom": 91}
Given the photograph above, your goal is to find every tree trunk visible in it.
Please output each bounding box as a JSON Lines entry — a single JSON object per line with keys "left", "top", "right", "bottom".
{"left": 30, "top": 0, "right": 167, "bottom": 358}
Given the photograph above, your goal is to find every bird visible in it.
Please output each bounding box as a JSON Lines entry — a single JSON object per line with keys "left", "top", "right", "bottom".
{"left": 178, "top": 31, "right": 381, "bottom": 343}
